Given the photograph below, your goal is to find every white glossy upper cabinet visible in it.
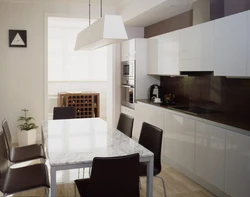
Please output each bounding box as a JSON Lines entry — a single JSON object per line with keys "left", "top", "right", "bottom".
{"left": 195, "top": 121, "right": 226, "bottom": 191}
{"left": 225, "top": 130, "right": 250, "bottom": 197}
{"left": 163, "top": 111, "right": 195, "bottom": 173}
{"left": 179, "top": 21, "right": 214, "bottom": 71}
{"left": 147, "top": 31, "right": 180, "bottom": 75}
{"left": 147, "top": 38, "right": 159, "bottom": 75}
{"left": 214, "top": 11, "right": 248, "bottom": 76}
{"left": 121, "top": 39, "right": 136, "bottom": 61}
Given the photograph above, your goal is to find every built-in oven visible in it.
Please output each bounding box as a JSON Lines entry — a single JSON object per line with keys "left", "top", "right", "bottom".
{"left": 121, "top": 78, "right": 135, "bottom": 109}
{"left": 121, "top": 61, "right": 135, "bottom": 79}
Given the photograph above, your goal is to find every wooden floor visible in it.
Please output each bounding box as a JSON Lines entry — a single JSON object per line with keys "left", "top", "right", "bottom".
{"left": 10, "top": 162, "right": 216, "bottom": 197}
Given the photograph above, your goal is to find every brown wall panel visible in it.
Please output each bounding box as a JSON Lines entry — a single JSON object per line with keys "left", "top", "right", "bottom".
{"left": 160, "top": 75, "right": 250, "bottom": 116}
{"left": 224, "top": 0, "right": 250, "bottom": 16}
{"left": 144, "top": 10, "right": 193, "bottom": 38}
{"left": 210, "top": 0, "right": 224, "bottom": 20}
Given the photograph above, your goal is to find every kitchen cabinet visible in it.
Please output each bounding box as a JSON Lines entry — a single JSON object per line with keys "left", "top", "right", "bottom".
{"left": 120, "top": 38, "right": 159, "bottom": 103}
{"left": 121, "top": 105, "right": 134, "bottom": 117}
{"left": 121, "top": 39, "right": 136, "bottom": 61}
{"left": 147, "top": 31, "right": 180, "bottom": 75}
{"left": 179, "top": 21, "right": 214, "bottom": 71}
{"left": 136, "top": 101, "right": 250, "bottom": 197}
{"left": 195, "top": 121, "right": 226, "bottom": 191}
{"left": 147, "top": 39, "right": 159, "bottom": 75}
{"left": 133, "top": 103, "right": 164, "bottom": 140}
{"left": 225, "top": 130, "right": 250, "bottom": 197}
{"left": 163, "top": 111, "right": 195, "bottom": 173}
{"left": 214, "top": 11, "right": 248, "bottom": 76}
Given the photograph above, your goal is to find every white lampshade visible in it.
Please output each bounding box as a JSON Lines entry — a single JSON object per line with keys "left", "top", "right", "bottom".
{"left": 74, "top": 15, "right": 128, "bottom": 50}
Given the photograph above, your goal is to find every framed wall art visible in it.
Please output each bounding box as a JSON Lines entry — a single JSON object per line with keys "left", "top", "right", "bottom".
{"left": 9, "top": 30, "right": 27, "bottom": 48}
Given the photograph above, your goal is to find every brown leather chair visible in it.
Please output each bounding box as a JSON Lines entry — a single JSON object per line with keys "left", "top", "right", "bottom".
{"left": 74, "top": 153, "right": 140, "bottom": 197}
{"left": 138, "top": 122, "right": 166, "bottom": 197}
{"left": 2, "top": 119, "right": 46, "bottom": 163}
{"left": 53, "top": 106, "right": 76, "bottom": 120}
{"left": 0, "top": 131, "right": 50, "bottom": 196}
{"left": 117, "top": 113, "right": 134, "bottom": 138}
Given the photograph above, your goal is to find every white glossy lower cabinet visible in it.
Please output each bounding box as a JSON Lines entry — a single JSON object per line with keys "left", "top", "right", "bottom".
{"left": 195, "top": 122, "right": 226, "bottom": 191}
{"left": 163, "top": 112, "right": 195, "bottom": 173}
{"left": 133, "top": 103, "right": 164, "bottom": 140}
{"left": 225, "top": 130, "right": 250, "bottom": 197}
{"left": 121, "top": 106, "right": 134, "bottom": 117}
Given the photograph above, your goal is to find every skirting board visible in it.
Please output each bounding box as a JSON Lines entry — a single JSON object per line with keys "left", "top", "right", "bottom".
{"left": 162, "top": 155, "right": 231, "bottom": 197}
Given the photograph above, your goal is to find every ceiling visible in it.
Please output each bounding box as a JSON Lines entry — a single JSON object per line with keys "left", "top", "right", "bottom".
{"left": 125, "top": 0, "right": 197, "bottom": 27}
{"left": 3, "top": 0, "right": 131, "bottom": 8}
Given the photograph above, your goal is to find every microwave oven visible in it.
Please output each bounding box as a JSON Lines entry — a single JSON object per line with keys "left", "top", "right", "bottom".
{"left": 121, "top": 61, "right": 135, "bottom": 79}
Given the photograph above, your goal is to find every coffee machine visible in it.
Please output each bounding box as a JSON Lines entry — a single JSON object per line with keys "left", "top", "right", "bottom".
{"left": 150, "top": 84, "right": 161, "bottom": 102}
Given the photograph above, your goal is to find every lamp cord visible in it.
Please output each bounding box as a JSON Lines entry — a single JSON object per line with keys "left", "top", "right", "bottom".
{"left": 89, "top": 0, "right": 91, "bottom": 26}
{"left": 100, "top": 0, "right": 102, "bottom": 17}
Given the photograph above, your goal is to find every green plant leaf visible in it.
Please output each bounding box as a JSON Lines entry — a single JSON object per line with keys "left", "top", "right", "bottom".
{"left": 17, "top": 109, "right": 38, "bottom": 131}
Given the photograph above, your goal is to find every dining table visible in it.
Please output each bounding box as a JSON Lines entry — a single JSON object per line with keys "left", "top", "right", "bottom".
{"left": 42, "top": 118, "right": 154, "bottom": 197}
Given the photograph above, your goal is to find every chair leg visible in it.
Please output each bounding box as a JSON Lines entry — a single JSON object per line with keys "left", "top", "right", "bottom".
{"left": 155, "top": 175, "right": 167, "bottom": 197}
{"left": 89, "top": 167, "right": 92, "bottom": 177}
{"left": 74, "top": 183, "right": 77, "bottom": 197}
{"left": 45, "top": 187, "right": 49, "bottom": 197}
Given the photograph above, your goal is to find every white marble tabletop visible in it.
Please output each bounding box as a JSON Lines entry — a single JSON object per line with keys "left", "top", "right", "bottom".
{"left": 42, "top": 118, "right": 154, "bottom": 166}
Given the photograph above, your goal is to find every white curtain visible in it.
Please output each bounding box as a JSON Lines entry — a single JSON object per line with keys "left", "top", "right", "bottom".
{"left": 48, "top": 17, "right": 107, "bottom": 82}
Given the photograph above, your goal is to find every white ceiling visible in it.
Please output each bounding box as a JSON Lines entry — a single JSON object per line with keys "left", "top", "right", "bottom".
{"left": 3, "top": 0, "right": 131, "bottom": 8}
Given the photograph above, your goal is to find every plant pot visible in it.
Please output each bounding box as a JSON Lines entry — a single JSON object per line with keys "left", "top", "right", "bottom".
{"left": 17, "top": 129, "right": 37, "bottom": 147}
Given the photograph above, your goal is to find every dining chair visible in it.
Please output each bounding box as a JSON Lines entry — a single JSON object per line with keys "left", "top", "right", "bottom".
{"left": 2, "top": 119, "right": 46, "bottom": 163}
{"left": 0, "top": 131, "right": 50, "bottom": 197}
{"left": 53, "top": 106, "right": 76, "bottom": 120}
{"left": 74, "top": 153, "right": 140, "bottom": 197}
{"left": 138, "top": 122, "right": 167, "bottom": 197}
{"left": 117, "top": 113, "right": 134, "bottom": 138}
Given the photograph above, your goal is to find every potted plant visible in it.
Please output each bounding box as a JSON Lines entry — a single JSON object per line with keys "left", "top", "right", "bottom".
{"left": 17, "top": 109, "right": 38, "bottom": 147}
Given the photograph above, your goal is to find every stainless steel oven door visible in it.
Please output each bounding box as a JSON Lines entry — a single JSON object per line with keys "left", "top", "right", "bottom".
{"left": 121, "top": 85, "right": 135, "bottom": 109}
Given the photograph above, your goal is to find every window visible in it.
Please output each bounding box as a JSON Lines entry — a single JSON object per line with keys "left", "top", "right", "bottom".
{"left": 48, "top": 17, "right": 107, "bottom": 82}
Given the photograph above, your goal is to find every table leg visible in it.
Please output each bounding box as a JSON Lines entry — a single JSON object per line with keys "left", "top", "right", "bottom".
{"left": 50, "top": 167, "right": 56, "bottom": 197}
{"left": 146, "top": 156, "right": 154, "bottom": 197}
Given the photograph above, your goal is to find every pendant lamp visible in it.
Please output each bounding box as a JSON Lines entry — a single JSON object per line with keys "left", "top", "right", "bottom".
{"left": 74, "top": 0, "right": 128, "bottom": 51}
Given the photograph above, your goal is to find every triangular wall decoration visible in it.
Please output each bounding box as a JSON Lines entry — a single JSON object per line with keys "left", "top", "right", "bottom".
{"left": 9, "top": 30, "right": 27, "bottom": 48}
{"left": 11, "top": 33, "right": 25, "bottom": 46}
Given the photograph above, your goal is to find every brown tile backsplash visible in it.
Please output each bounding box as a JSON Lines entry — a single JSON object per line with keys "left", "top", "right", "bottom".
{"left": 160, "top": 75, "right": 250, "bottom": 116}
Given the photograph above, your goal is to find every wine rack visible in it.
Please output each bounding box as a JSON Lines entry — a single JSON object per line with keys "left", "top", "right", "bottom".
{"left": 57, "top": 92, "right": 100, "bottom": 118}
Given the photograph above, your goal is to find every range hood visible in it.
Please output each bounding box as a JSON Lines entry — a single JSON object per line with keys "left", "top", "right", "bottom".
{"left": 74, "top": 15, "right": 128, "bottom": 51}
{"left": 180, "top": 71, "right": 214, "bottom": 76}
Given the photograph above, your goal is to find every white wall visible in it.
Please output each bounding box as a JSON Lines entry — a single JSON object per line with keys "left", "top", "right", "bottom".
{"left": 0, "top": 0, "right": 115, "bottom": 142}
{"left": 193, "top": 0, "right": 210, "bottom": 25}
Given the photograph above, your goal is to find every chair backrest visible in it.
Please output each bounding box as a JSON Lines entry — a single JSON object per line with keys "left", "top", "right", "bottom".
{"left": 2, "top": 119, "right": 12, "bottom": 151}
{"left": 88, "top": 153, "right": 140, "bottom": 197}
{"left": 0, "top": 131, "right": 9, "bottom": 182}
{"left": 117, "top": 113, "right": 134, "bottom": 138}
{"left": 53, "top": 107, "right": 76, "bottom": 120}
{"left": 139, "top": 122, "right": 163, "bottom": 173}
